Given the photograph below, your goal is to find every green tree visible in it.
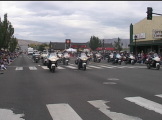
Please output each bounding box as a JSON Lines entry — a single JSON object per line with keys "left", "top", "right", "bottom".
{"left": 38, "top": 43, "right": 48, "bottom": 51}
{"left": 113, "top": 37, "right": 123, "bottom": 51}
{"left": 89, "top": 35, "right": 102, "bottom": 51}
{"left": 0, "top": 17, "right": 3, "bottom": 49}
{"left": 0, "top": 13, "right": 15, "bottom": 51}
{"left": 9, "top": 37, "right": 18, "bottom": 52}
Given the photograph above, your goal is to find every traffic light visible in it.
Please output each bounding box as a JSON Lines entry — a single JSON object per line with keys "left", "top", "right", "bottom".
{"left": 147, "top": 7, "right": 153, "bottom": 20}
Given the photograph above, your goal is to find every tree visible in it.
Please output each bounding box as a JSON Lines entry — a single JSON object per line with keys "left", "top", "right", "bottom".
{"left": 38, "top": 43, "right": 48, "bottom": 51}
{"left": 0, "top": 13, "right": 16, "bottom": 51}
{"left": 113, "top": 37, "right": 123, "bottom": 51}
{"left": 0, "top": 17, "right": 3, "bottom": 49}
{"left": 9, "top": 37, "right": 18, "bottom": 52}
{"left": 89, "top": 35, "right": 102, "bottom": 51}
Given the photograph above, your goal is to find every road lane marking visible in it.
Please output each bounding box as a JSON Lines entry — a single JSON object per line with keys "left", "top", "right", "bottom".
{"left": 103, "top": 82, "right": 116, "bottom": 84}
{"left": 88, "top": 100, "right": 142, "bottom": 120}
{"left": 69, "top": 63, "right": 92, "bottom": 69}
{"left": 0, "top": 109, "right": 25, "bottom": 120}
{"left": 41, "top": 66, "right": 48, "bottom": 69}
{"left": 46, "top": 103, "right": 83, "bottom": 120}
{"left": 65, "top": 66, "right": 77, "bottom": 69}
{"left": 125, "top": 96, "right": 162, "bottom": 115}
{"left": 29, "top": 66, "right": 37, "bottom": 70}
{"left": 88, "top": 65, "right": 103, "bottom": 69}
{"left": 98, "top": 65, "right": 116, "bottom": 68}
{"left": 15, "top": 67, "right": 23, "bottom": 70}
{"left": 155, "top": 94, "right": 162, "bottom": 98}
{"left": 107, "top": 78, "right": 119, "bottom": 80}
{"left": 57, "top": 66, "right": 65, "bottom": 69}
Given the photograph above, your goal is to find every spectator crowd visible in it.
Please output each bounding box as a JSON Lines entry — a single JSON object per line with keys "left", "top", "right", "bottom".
{"left": 0, "top": 50, "right": 19, "bottom": 71}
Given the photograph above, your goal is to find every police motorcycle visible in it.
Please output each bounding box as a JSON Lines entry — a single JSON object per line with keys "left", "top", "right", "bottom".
{"left": 112, "top": 53, "right": 122, "bottom": 65}
{"left": 107, "top": 53, "right": 114, "bottom": 63}
{"left": 93, "top": 52, "right": 102, "bottom": 63}
{"left": 57, "top": 52, "right": 63, "bottom": 63}
{"left": 75, "top": 52, "right": 88, "bottom": 71}
{"left": 62, "top": 52, "right": 70, "bottom": 65}
{"left": 124, "top": 54, "right": 136, "bottom": 65}
{"left": 47, "top": 52, "right": 59, "bottom": 72}
{"left": 41, "top": 51, "right": 48, "bottom": 65}
{"left": 86, "top": 52, "right": 93, "bottom": 61}
{"left": 33, "top": 52, "right": 40, "bottom": 63}
{"left": 145, "top": 53, "right": 160, "bottom": 70}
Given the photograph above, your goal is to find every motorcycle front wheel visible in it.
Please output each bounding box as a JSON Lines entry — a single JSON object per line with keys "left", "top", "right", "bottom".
{"left": 83, "top": 65, "right": 86, "bottom": 71}
{"left": 147, "top": 64, "right": 151, "bottom": 69}
{"left": 51, "top": 66, "right": 55, "bottom": 73}
{"left": 156, "top": 65, "right": 160, "bottom": 70}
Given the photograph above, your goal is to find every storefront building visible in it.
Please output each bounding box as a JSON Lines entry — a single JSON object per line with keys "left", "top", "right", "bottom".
{"left": 129, "top": 16, "right": 162, "bottom": 55}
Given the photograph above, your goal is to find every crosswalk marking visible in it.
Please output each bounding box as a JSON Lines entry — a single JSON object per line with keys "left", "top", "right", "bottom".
{"left": 57, "top": 66, "right": 65, "bottom": 69}
{"left": 41, "top": 66, "right": 49, "bottom": 69}
{"left": 88, "top": 100, "right": 142, "bottom": 120}
{"left": 0, "top": 109, "right": 25, "bottom": 120}
{"left": 29, "top": 66, "right": 37, "bottom": 70}
{"left": 13, "top": 64, "right": 146, "bottom": 71}
{"left": 88, "top": 65, "right": 103, "bottom": 69}
{"left": 65, "top": 66, "right": 77, "bottom": 69}
{"left": 69, "top": 63, "right": 92, "bottom": 69}
{"left": 125, "top": 96, "right": 162, "bottom": 115}
{"left": 46, "top": 103, "right": 83, "bottom": 120}
{"left": 99, "top": 65, "right": 117, "bottom": 68}
{"left": 15, "top": 67, "right": 23, "bottom": 70}
{"left": 155, "top": 94, "right": 162, "bottom": 98}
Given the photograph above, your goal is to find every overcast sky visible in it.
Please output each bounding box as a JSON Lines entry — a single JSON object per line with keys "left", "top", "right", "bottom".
{"left": 0, "top": 1, "right": 162, "bottom": 43}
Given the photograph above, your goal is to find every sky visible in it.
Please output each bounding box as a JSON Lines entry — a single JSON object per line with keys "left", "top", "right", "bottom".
{"left": 0, "top": 1, "right": 162, "bottom": 43}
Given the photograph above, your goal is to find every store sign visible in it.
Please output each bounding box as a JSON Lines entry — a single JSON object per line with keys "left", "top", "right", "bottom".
{"left": 153, "top": 30, "right": 162, "bottom": 38}
{"left": 133, "top": 33, "right": 146, "bottom": 39}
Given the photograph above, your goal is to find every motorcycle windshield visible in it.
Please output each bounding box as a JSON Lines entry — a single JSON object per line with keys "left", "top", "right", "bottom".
{"left": 116, "top": 54, "right": 121, "bottom": 58}
{"left": 49, "top": 53, "right": 57, "bottom": 57}
{"left": 79, "top": 53, "right": 88, "bottom": 60}
{"left": 64, "top": 53, "right": 70, "bottom": 58}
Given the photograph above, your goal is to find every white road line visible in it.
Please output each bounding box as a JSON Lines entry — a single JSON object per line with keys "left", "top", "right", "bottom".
{"left": 125, "top": 96, "right": 162, "bottom": 115}
{"left": 0, "top": 108, "right": 25, "bottom": 120}
{"left": 99, "top": 65, "right": 117, "bottom": 68}
{"left": 155, "top": 94, "right": 162, "bottom": 98}
{"left": 15, "top": 67, "right": 23, "bottom": 70}
{"left": 88, "top": 65, "right": 103, "bottom": 69}
{"left": 69, "top": 63, "right": 92, "bottom": 69}
{"left": 107, "top": 78, "right": 119, "bottom": 81}
{"left": 41, "top": 66, "right": 48, "bottom": 69}
{"left": 57, "top": 66, "right": 65, "bottom": 69}
{"left": 46, "top": 103, "right": 83, "bottom": 120}
{"left": 88, "top": 100, "right": 142, "bottom": 120}
{"left": 65, "top": 66, "right": 77, "bottom": 69}
{"left": 29, "top": 66, "right": 37, "bottom": 70}
{"left": 103, "top": 82, "right": 116, "bottom": 84}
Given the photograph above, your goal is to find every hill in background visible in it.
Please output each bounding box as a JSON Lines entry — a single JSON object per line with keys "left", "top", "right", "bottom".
{"left": 17, "top": 39, "right": 49, "bottom": 51}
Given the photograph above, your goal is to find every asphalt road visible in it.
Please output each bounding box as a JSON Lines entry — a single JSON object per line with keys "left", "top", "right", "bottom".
{"left": 0, "top": 53, "right": 162, "bottom": 120}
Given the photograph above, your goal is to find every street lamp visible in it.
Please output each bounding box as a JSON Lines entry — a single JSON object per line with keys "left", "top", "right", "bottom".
{"left": 134, "top": 35, "right": 137, "bottom": 58}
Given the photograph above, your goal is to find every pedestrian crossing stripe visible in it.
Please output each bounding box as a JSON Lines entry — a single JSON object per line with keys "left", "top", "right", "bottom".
{"left": 88, "top": 100, "right": 142, "bottom": 120}
{"left": 155, "top": 94, "right": 162, "bottom": 98}
{"left": 15, "top": 67, "right": 23, "bottom": 70}
{"left": 46, "top": 103, "right": 83, "bottom": 120}
{"left": 64, "top": 66, "right": 77, "bottom": 69}
{"left": 1, "top": 95, "right": 162, "bottom": 119}
{"left": 125, "top": 96, "right": 162, "bottom": 115}
{"left": 88, "top": 65, "right": 103, "bottom": 69}
{"left": 29, "top": 66, "right": 37, "bottom": 70}
{"left": 68, "top": 63, "right": 92, "bottom": 69}
{"left": 14, "top": 64, "right": 146, "bottom": 71}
